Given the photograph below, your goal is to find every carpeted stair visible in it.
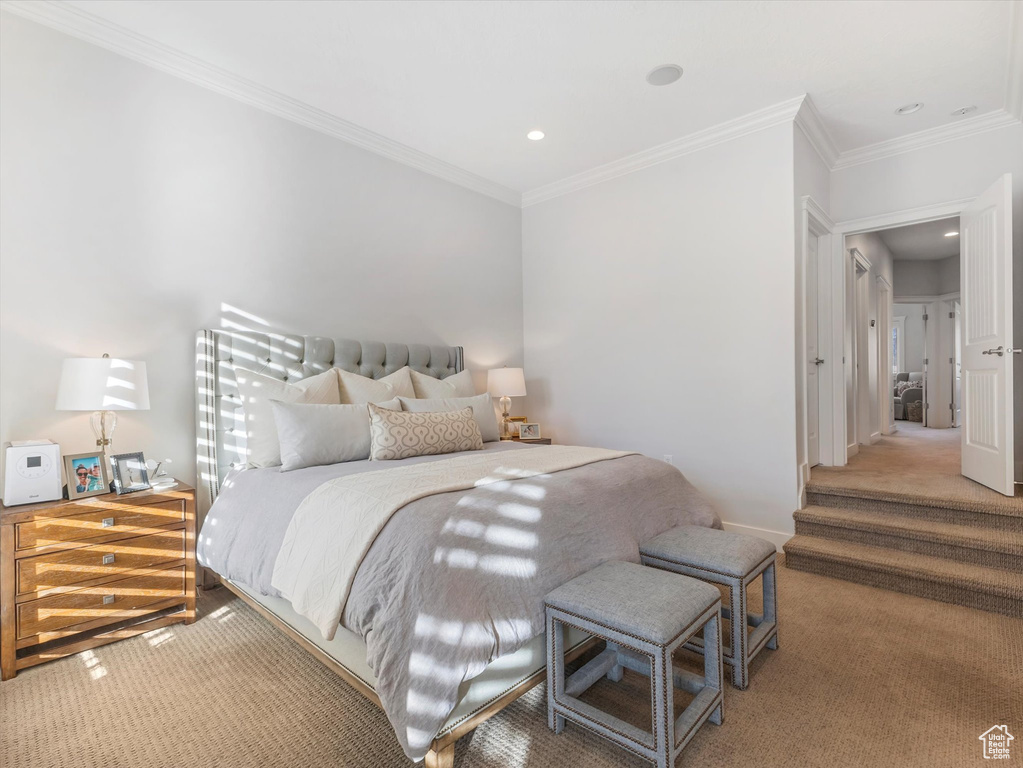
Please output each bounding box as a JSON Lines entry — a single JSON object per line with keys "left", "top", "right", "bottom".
{"left": 785, "top": 484, "right": 1023, "bottom": 617}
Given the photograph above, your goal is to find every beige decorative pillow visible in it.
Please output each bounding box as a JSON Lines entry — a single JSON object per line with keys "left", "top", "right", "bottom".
{"left": 337, "top": 366, "right": 415, "bottom": 403}
{"left": 409, "top": 368, "right": 475, "bottom": 399}
{"left": 235, "top": 368, "right": 341, "bottom": 468}
{"left": 398, "top": 394, "right": 500, "bottom": 443}
{"left": 368, "top": 403, "right": 483, "bottom": 460}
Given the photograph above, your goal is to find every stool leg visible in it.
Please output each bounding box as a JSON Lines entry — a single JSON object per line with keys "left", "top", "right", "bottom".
{"left": 605, "top": 642, "right": 624, "bottom": 682}
{"left": 730, "top": 579, "right": 748, "bottom": 689}
{"left": 652, "top": 646, "right": 672, "bottom": 768}
{"left": 704, "top": 609, "right": 724, "bottom": 726}
{"left": 547, "top": 612, "right": 565, "bottom": 734}
{"left": 764, "top": 560, "right": 779, "bottom": 650}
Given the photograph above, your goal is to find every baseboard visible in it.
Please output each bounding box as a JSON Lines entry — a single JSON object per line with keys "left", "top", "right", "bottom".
{"left": 869, "top": 431, "right": 881, "bottom": 444}
{"left": 720, "top": 521, "right": 793, "bottom": 551}
{"left": 847, "top": 442, "right": 859, "bottom": 458}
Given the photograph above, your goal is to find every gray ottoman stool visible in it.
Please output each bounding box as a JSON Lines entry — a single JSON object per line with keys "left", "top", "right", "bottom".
{"left": 545, "top": 561, "right": 724, "bottom": 768}
{"left": 640, "top": 526, "right": 778, "bottom": 690}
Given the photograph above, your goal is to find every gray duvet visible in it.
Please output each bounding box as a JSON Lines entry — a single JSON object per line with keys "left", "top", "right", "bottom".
{"left": 197, "top": 442, "right": 720, "bottom": 760}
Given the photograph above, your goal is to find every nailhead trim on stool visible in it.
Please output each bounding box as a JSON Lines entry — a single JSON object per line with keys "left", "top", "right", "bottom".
{"left": 544, "top": 561, "right": 724, "bottom": 768}
{"left": 640, "top": 528, "right": 779, "bottom": 690}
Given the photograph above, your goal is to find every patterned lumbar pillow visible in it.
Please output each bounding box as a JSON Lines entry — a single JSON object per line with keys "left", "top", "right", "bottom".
{"left": 397, "top": 393, "right": 500, "bottom": 443}
{"left": 409, "top": 368, "right": 475, "bottom": 399}
{"left": 368, "top": 402, "right": 483, "bottom": 460}
{"left": 337, "top": 366, "right": 415, "bottom": 403}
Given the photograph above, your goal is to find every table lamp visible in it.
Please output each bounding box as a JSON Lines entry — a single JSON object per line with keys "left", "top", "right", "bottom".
{"left": 56, "top": 354, "right": 150, "bottom": 462}
{"left": 487, "top": 367, "right": 526, "bottom": 440}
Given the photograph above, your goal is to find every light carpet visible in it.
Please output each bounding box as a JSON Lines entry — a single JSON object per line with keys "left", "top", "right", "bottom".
{"left": 807, "top": 421, "right": 1023, "bottom": 516}
{"left": 1, "top": 558, "right": 1020, "bottom": 768}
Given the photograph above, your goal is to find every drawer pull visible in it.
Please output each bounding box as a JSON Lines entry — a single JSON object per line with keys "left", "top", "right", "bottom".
{"left": 101, "top": 517, "right": 115, "bottom": 528}
{"left": 102, "top": 554, "right": 115, "bottom": 565}
{"left": 102, "top": 594, "right": 115, "bottom": 605}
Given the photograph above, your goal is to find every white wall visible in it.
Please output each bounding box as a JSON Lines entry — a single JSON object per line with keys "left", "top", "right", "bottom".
{"left": 893, "top": 303, "right": 926, "bottom": 373}
{"left": 522, "top": 123, "right": 799, "bottom": 537}
{"left": 893, "top": 256, "right": 960, "bottom": 297}
{"left": 832, "top": 121, "right": 1023, "bottom": 478}
{"left": 0, "top": 14, "right": 522, "bottom": 493}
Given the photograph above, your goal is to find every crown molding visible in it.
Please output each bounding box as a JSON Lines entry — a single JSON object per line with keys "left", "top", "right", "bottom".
{"left": 522, "top": 96, "right": 806, "bottom": 207}
{"left": 0, "top": 0, "right": 522, "bottom": 207}
{"left": 793, "top": 96, "right": 839, "bottom": 168}
{"left": 831, "top": 108, "right": 1021, "bottom": 171}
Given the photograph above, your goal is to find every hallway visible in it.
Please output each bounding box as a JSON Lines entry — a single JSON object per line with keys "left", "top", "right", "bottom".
{"left": 810, "top": 421, "right": 1022, "bottom": 514}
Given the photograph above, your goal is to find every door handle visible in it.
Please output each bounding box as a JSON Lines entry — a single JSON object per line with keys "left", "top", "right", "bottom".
{"left": 1009, "top": 348, "right": 1023, "bottom": 354}
{"left": 812, "top": 358, "right": 825, "bottom": 366}
{"left": 982, "top": 346, "right": 1004, "bottom": 356}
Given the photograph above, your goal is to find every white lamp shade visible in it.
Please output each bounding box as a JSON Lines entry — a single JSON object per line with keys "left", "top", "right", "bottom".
{"left": 487, "top": 367, "right": 526, "bottom": 398}
{"left": 55, "top": 358, "right": 151, "bottom": 411}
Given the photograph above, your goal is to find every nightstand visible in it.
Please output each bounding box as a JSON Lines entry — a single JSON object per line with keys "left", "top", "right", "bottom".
{"left": 510, "top": 437, "right": 553, "bottom": 445}
{"left": 1, "top": 480, "right": 195, "bottom": 680}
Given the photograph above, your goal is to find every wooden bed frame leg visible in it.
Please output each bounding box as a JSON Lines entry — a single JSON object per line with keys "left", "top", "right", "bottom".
{"left": 424, "top": 742, "right": 455, "bottom": 768}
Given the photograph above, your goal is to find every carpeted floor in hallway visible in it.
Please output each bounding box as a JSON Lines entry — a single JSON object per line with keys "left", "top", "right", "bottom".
{"left": 809, "top": 420, "right": 1023, "bottom": 514}
{"left": 2, "top": 556, "right": 1019, "bottom": 768}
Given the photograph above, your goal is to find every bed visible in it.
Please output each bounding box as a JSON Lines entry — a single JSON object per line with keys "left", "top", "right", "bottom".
{"left": 193, "top": 329, "right": 720, "bottom": 766}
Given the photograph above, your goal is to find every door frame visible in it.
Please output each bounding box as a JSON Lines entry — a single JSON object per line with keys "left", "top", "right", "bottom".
{"left": 821, "top": 197, "right": 973, "bottom": 465}
{"left": 876, "top": 275, "right": 894, "bottom": 435}
{"left": 799, "top": 196, "right": 836, "bottom": 477}
{"left": 850, "top": 248, "right": 873, "bottom": 449}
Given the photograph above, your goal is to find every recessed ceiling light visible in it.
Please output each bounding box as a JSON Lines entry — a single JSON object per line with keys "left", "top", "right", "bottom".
{"left": 944, "top": 231, "right": 959, "bottom": 238}
{"left": 646, "top": 64, "right": 683, "bottom": 86}
{"left": 526, "top": 130, "right": 545, "bottom": 141}
{"left": 895, "top": 102, "right": 924, "bottom": 115}
{"left": 951, "top": 105, "right": 977, "bottom": 117}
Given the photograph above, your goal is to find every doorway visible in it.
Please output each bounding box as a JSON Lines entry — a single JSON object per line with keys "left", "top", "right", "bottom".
{"left": 806, "top": 174, "right": 1016, "bottom": 496}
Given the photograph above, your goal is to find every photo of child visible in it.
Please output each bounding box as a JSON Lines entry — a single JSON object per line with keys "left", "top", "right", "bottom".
{"left": 71, "top": 456, "right": 105, "bottom": 493}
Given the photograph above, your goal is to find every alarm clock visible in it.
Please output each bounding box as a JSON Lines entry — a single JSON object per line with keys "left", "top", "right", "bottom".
{"left": 3, "top": 440, "right": 63, "bottom": 506}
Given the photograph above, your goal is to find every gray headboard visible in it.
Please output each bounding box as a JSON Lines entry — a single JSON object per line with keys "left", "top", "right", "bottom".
{"left": 194, "top": 329, "right": 463, "bottom": 522}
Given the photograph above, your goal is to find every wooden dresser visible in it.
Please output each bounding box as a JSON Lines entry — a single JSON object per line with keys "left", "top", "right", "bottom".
{"left": 1, "top": 481, "right": 195, "bottom": 680}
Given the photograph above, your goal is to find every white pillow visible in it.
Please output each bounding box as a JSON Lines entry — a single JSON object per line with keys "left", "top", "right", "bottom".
{"left": 235, "top": 368, "right": 341, "bottom": 468}
{"left": 409, "top": 368, "right": 475, "bottom": 399}
{"left": 398, "top": 393, "right": 500, "bottom": 443}
{"left": 337, "top": 366, "right": 415, "bottom": 403}
{"left": 271, "top": 398, "right": 400, "bottom": 471}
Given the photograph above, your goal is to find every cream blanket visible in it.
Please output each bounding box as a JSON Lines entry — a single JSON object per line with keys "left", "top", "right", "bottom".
{"left": 271, "top": 445, "right": 633, "bottom": 639}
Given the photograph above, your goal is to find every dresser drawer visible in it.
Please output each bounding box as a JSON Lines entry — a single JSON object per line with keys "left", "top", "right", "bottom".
{"left": 17, "top": 566, "right": 186, "bottom": 640}
{"left": 15, "top": 499, "right": 185, "bottom": 549}
{"left": 16, "top": 530, "right": 186, "bottom": 598}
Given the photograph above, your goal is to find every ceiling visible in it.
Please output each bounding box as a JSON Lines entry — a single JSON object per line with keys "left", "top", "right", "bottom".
{"left": 878, "top": 217, "right": 961, "bottom": 261}
{"left": 11, "top": 1, "right": 1023, "bottom": 199}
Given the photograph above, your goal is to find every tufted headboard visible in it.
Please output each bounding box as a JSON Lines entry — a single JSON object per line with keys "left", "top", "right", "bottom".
{"left": 194, "top": 329, "right": 463, "bottom": 523}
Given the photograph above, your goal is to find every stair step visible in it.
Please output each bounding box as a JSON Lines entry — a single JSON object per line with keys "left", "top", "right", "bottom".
{"left": 783, "top": 536, "right": 1023, "bottom": 617}
{"left": 806, "top": 486, "right": 1023, "bottom": 532}
{"left": 794, "top": 506, "right": 1023, "bottom": 570}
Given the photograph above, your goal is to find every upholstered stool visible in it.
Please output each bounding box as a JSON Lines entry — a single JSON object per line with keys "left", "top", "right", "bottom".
{"left": 640, "top": 526, "right": 778, "bottom": 689}
{"left": 545, "top": 561, "right": 724, "bottom": 768}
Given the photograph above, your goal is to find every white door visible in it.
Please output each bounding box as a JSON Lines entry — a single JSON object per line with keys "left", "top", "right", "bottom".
{"left": 961, "top": 174, "right": 1015, "bottom": 496}
{"left": 807, "top": 235, "right": 821, "bottom": 466}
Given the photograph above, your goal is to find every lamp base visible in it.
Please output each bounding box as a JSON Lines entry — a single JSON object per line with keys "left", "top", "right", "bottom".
{"left": 499, "top": 395, "right": 513, "bottom": 440}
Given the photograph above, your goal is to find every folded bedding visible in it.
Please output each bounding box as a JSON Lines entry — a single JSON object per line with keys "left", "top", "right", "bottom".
{"left": 197, "top": 442, "right": 720, "bottom": 760}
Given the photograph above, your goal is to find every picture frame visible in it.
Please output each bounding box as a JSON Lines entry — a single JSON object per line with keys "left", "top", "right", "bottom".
{"left": 64, "top": 451, "right": 110, "bottom": 500}
{"left": 110, "top": 451, "right": 151, "bottom": 495}
{"left": 518, "top": 422, "right": 541, "bottom": 440}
